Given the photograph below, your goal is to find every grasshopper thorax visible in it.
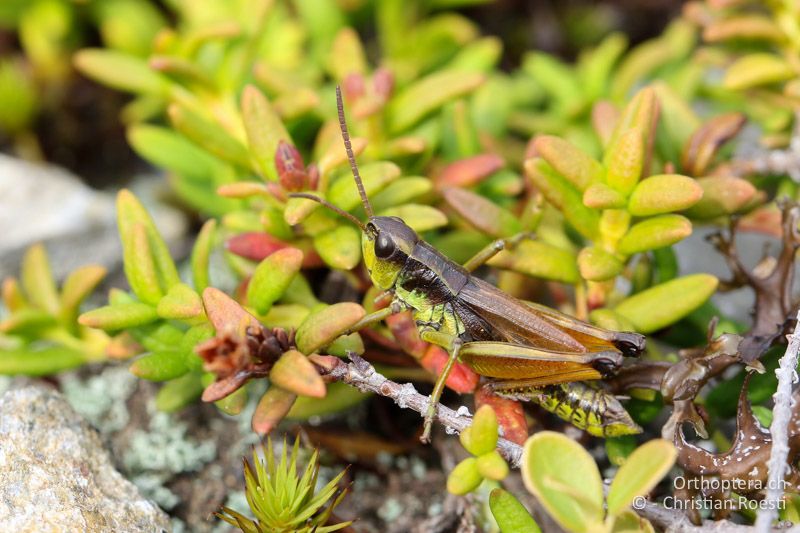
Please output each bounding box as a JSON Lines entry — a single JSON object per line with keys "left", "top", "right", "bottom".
{"left": 362, "top": 216, "right": 419, "bottom": 290}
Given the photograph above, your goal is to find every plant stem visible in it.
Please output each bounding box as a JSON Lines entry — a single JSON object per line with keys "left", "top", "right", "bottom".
{"left": 315, "top": 353, "right": 524, "bottom": 466}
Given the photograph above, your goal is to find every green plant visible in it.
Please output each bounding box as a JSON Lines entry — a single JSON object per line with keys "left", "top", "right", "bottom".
{"left": 447, "top": 405, "right": 510, "bottom": 495}
{"left": 0, "top": 244, "right": 109, "bottom": 374}
{"left": 684, "top": 0, "right": 800, "bottom": 145}
{"left": 521, "top": 432, "right": 675, "bottom": 533}
{"left": 218, "top": 437, "right": 352, "bottom": 533}
{"left": 0, "top": 0, "right": 165, "bottom": 157}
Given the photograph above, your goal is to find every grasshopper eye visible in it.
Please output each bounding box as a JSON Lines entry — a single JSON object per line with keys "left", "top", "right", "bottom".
{"left": 375, "top": 233, "right": 395, "bottom": 258}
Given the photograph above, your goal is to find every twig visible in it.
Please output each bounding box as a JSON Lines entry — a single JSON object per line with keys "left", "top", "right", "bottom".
{"left": 315, "top": 353, "right": 524, "bottom": 467}
{"left": 755, "top": 309, "right": 800, "bottom": 532}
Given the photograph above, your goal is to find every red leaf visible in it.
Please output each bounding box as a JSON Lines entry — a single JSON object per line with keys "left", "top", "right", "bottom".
{"left": 226, "top": 232, "right": 289, "bottom": 261}
{"left": 437, "top": 154, "right": 504, "bottom": 189}
{"left": 385, "top": 311, "right": 428, "bottom": 359}
{"left": 420, "top": 345, "right": 479, "bottom": 394}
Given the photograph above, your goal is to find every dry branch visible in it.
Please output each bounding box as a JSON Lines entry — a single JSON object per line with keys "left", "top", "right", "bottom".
{"left": 314, "top": 353, "right": 524, "bottom": 466}
{"left": 755, "top": 309, "right": 800, "bottom": 532}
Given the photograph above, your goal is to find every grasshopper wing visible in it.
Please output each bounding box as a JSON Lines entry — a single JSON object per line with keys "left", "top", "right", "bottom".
{"left": 457, "top": 277, "right": 587, "bottom": 352}
{"left": 458, "top": 277, "right": 643, "bottom": 356}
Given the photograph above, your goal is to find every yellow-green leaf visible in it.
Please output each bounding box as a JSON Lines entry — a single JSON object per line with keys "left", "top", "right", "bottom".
{"left": 295, "top": 303, "right": 366, "bottom": 354}
{"left": 79, "top": 302, "right": 158, "bottom": 331}
{"left": 628, "top": 175, "right": 703, "bottom": 216}
{"left": 724, "top": 53, "right": 795, "bottom": 91}
{"left": 607, "top": 439, "right": 677, "bottom": 516}
{"left": 269, "top": 349, "right": 326, "bottom": 398}
{"left": 613, "top": 274, "right": 719, "bottom": 333}
{"left": 388, "top": 70, "right": 485, "bottom": 133}
{"left": 21, "top": 244, "right": 59, "bottom": 315}
{"left": 617, "top": 215, "right": 692, "bottom": 256}
{"left": 242, "top": 84, "right": 291, "bottom": 182}
{"left": 490, "top": 489, "right": 541, "bottom": 533}
{"left": 521, "top": 431, "right": 604, "bottom": 533}
{"left": 247, "top": 248, "right": 304, "bottom": 315}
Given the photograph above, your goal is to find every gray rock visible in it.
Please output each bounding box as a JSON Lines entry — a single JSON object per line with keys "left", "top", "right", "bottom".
{"left": 0, "top": 386, "right": 171, "bottom": 533}
{"left": 0, "top": 155, "right": 188, "bottom": 282}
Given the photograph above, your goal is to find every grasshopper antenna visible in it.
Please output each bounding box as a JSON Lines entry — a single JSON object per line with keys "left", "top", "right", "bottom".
{"left": 336, "top": 85, "right": 373, "bottom": 218}
{"left": 288, "top": 192, "right": 367, "bottom": 232}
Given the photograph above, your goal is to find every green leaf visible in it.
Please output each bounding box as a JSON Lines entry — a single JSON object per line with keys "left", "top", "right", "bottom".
{"left": 247, "top": 248, "right": 304, "bottom": 315}
{"left": 252, "top": 386, "right": 297, "bottom": 434}
{"left": 157, "top": 283, "right": 203, "bottom": 320}
{"left": 521, "top": 431, "right": 604, "bottom": 533}
{"left": 534, "top": 136, "right": 604, "bottom": 191}
{"left": 191, "top": 219, "right": 216, "bottom": 292}
{"left": 59, "top": 265, "right": 107, "bottom": 322}
{"left": 388, "top": 70, "right": 485, "bottom": 133}
{"left": 489, "top": 489, "right": 541, "bottom": 533}
{"left": 525, "top": 158, "right": 599, "bottom": 240}
{"left": 0, "top": 346, "right": 87, "bottom": 376}
{"left": 611, "top": 510, "right": 655, "bottom": 533}
{"left": 577, "top": 246, "right": 623, "bottom": 282}
{"left": 723, "top": 53, "right": 795, "bottom": 90}
{"left": 286, "top": 381, "right": 367, "bottom": 420}
{"left": 522, "top": 52, "right": 582, "bottom": 117}
{"left": 155, "top": 372, "right": 204, "bottom": 412}
{"left": 324, "top": 332, "right": 365, "bottom": 357}
{"left": 128, "top": 125, "right": 223, "bottom": 179}
{"left": 202, "top": 287, "right": 261, "bottom": 334}
{"left": 370, "top": 177, "right": 433, "bottom": 211}
{"left": 607, "top": 439, "right": 676, "bottom": 516}
{"left": 684, "top": 176, "right": 758, "bottom": 219}
{"left": 628, "top": 175, "right": 703, "bottom": 217}
{"left": 605, "top": 435, "right": 639, "bottom": 467}
{"left": 242, "top": 84, "right": 291, "bottom": 182}
{"left": 489, "top": 241, "right": 579, "bottom": 284}
{"left": 168, "top": 104, "right": 250, "bottom": 168}
{"left": 0, "top": 309, "right": 56, "bottom": 335}
{"left": 269, "top": 349, "right": 326, "bottom": 398}
{"left": 313, "top": 226, "right": 362, "bottom": 270}
{"left": 78, "top": 302, "right": 158, "bottom": 331}
{"left": 74, "top": 49, "right": 167, "bottom": 94}
{"left": 327, "top": 27, "right": 367, "bottom": 81}
{"left": 613, "top": 274, "right": 719, "bottom": 333}
{"left": 477, "top": 450, "right": 509, "bottom": 480}
{"left": 583, "top": 183, "right": 627, "bottom": 210}
{"left": 462, "top": 405, "right": 499, "bottom": 455}
{"left": 442, "top": 187, "right": 521, "bottom": 238}
{"left": 617, "top": 215, "right": 692, "bottom": 256}
{"left": 606, "top": 128, "right": 644, "bottom": 196}
{"left": 378, "top": 204, "right": 448, "bottom": 233}
{"left": 130, "top": 349, "right": 190, "bottom": 381}
{"left": 21, "top": 244, "right": 59, "bottom": 315}
{"left": 295, "top": 303, "right": 366, "bottom": 354}
{"left": 327, "top": 161, "right": 401, "bottom": 212}
{"left": 116, "top": 190, "right": 180, "bottom": 303}
{"left": 447, "top": 457, "right": 483, "bottom": 495}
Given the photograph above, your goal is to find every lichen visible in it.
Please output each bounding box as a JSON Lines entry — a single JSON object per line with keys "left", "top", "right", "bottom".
{"left": 61, "top": 366, "right": 137, "bottom": 434}
{"left": 123, "top": 408, "right": 216, "bottom": 475}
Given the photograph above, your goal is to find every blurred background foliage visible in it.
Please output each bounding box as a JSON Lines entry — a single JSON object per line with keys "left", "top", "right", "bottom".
{"left": 3, "top": 0, "right": 800, "bottom": 529}
{"left": 0, "top": 0, "right": 784, "bottom": 438}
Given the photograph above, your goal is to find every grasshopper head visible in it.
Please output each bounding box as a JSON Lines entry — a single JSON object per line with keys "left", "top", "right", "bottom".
{"left": 362, "top": 216, "right": 419, "bottom": 290}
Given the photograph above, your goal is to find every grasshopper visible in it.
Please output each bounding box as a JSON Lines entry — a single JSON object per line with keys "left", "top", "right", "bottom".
{"left": 291, "top": 87, "right": 645, "bottom": 442}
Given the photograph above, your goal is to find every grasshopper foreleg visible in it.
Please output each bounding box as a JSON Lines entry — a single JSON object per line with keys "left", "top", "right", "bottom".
{"left": 419, "top": 330, "right": 462, "bottom": 443}
{"left": 462, "top": 232, "right": 534, "bottom": 272}
{"left": 345, "top": 300, "right": 404, "bottom": 334}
